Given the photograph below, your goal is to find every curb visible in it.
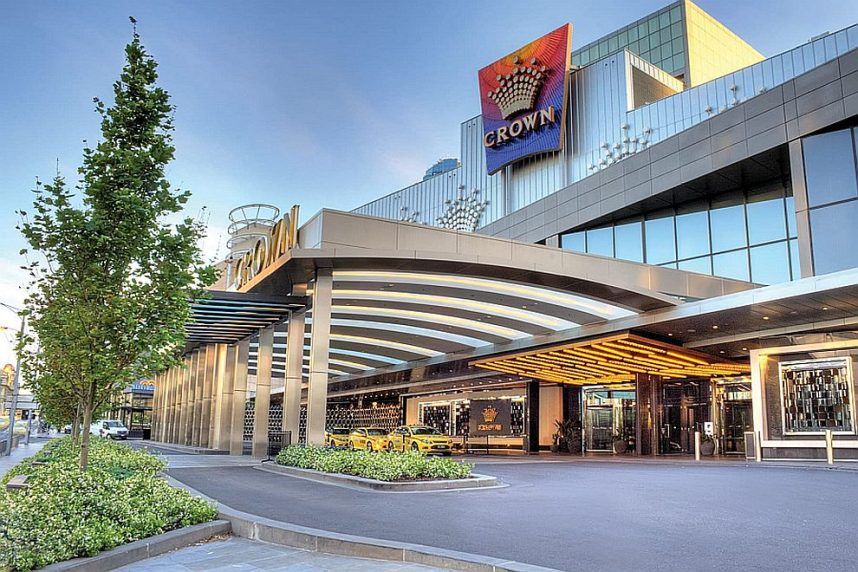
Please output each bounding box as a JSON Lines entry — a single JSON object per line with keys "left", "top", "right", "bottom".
{"left": 40, "top": 520, "right": 231, "bottom": 571}
{"left": 140, "top": 440, "right": 229, "bottom": 455}
{"left": 253, "top": 463, "right": 499, "bottom": 491}
{"left": 164, "top": 475, "right": 556, "bottom": 572}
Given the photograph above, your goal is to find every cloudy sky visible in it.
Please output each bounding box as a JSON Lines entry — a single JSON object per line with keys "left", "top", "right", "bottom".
{"left": 1, "top": 0, "right": 857, "bottom": 366}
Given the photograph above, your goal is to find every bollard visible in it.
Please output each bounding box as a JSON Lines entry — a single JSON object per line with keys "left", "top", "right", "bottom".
{"left": 755, "top": 430, "right": 762, "bottom": 462}
{"left": 825, "top": 429, "right": 834, "bottom": 465}
{"left": 694, "top": 431, "right": 701, "bottom": 461}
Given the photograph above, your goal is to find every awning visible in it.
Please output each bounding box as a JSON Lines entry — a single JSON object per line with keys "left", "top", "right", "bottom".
{"left": 471, "top": 333, "right": 749, "bottom": 385}
{"left": 185, "top": 291, "right": 306, "bottom": 347}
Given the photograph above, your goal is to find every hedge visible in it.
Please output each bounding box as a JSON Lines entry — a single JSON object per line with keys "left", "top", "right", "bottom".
{"left": 275, "top": 445, "right": 473, "bottom": 481}
{"left": 0, "top": 437, "right": 217, "bottom": 571}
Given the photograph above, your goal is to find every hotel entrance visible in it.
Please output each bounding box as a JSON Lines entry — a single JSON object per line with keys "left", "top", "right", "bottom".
{"left": 714, "top": 378, "right": 753, "bottom": 455}
{"left": 659, "top": 379, "right": 711, "bottom": 455}
{"left": 583, "top": 386, "right": 636, "bottom": 453}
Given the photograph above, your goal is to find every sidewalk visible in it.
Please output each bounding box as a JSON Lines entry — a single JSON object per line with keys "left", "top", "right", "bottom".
{"left": 0, "top": 438, "right": 46, "bottom": 477}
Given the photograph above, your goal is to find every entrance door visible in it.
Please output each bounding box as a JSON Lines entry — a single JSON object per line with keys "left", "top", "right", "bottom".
{"left": 660, "top": 381, "right": 710, "bottom": 455}
{"left": 586, "top": 407, "right": 613, "bottom": 451}
{"left": 720, "top": 401, "right": 752, "bottom": 454}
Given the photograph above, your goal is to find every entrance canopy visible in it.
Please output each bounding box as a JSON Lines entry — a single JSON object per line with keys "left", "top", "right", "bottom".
{"left": 472, "top": 333, "right": 750, "bottom": 385}
{"left": 185, "top": 291, "right": 305, "bottom": 347}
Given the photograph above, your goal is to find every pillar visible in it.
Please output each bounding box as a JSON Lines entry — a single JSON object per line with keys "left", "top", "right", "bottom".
{"left": 185, "top": 352, "right": 198, "bottom": 446}
{"left": 163, "top": 367, "right": 172, "bottom": 442}
{"left": 306, "top": 268, "right": 333, "bottom": 445}
{"left": 230, "top": 338, "right": 250, "bottom": 455}
{"left": 635, "top": 374, "right": 661, "bottom": 456}
{"left": 191, "top": 348, "right": 205, "bottom": 446}
{"left": 524, "top": 380, "right": 540, "bottom": 453}
{"left": 252, "top": 326, "right": 275, "bottom": 457}
{"left": 178, "top": 357, "right": 188, "bottom": 444}
{"left": 151, "top": 373, "right": 160, "bottom": 439}
{"left": 284, "top": 310, "right": 305, "bottom": 446}
{"left": 169, "top": 365, "right": 180, "bottom": 443}
{"left": 213, "top": 344, "right": 235, "bottom": 450}
{"left": 200, "top": 345, "right": 216, "bottom": 448}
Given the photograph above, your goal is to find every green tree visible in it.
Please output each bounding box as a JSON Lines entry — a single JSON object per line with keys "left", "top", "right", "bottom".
{"left": 18, "top": 19, "right": 215, "bottom": 469}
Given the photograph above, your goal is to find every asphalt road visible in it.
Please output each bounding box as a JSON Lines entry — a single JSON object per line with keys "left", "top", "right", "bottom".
{"left": 168, "top": 460, "right": 858, "bottom": 571}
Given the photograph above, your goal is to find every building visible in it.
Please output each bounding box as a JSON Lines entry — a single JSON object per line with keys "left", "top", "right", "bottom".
{"left": 423, "top": 158, "right": 460, "bottom": 181}
{"left": 108, "top": 381, "right": 155, "bottom": 438}
{"left": 151, "top": 1, "right": 858, "bottom": 462}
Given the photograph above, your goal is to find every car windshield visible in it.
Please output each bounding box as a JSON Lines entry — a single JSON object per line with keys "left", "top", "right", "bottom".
{"left": 105, "top": 421, "right": 124, "bottom": 428}
{"left": 366, "top": 429, "right": 387, "bottom": 435}
{"left": 330, "top": 428, "right": 350, "bottom": 435}
{"left": 411, "top": 427, "right": 441, "bottom": 435}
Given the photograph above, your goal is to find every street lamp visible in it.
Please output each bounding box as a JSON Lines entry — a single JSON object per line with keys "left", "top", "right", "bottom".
{"left": 1, "top": 302, "right": 25, "bottom": 456}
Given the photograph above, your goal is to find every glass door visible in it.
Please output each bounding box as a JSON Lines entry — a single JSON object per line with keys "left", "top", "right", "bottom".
{"left": 716, "top": 379, "right": 753, "bottom": 454}
{"left": 586, "top": 407, "right": 614, "bottom": 451}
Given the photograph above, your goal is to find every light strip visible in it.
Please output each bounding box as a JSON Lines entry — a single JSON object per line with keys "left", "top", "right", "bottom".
{"left": 328, "top": 318, "right": 489, "bottom": 348}
{"left": 302, "top": 332, "right": 441, "bottom": 357}
{"left": 331, "top": 305, "right": 526, "bottom": 339}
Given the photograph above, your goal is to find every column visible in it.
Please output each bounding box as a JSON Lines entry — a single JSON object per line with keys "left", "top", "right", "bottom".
{"left": 177, "top": 358, "right": 187, "bottom": 444}
{"left": 184, "top": 352, "right": 198, "bottom": 445}
{"left": 199, "top": 345, "right": 216, "bottom": 448}
{"left": 252, "top": 326, "right": 275, "bottom": 457}
{"left": 230, "top": 339, "right": 250, "bottom": 455}
{"left": 168, "top": 365, "right": 179, "bottom": 443}
{"left": 191, "top": 349, "right": 204, "bottom": 446}
{"left": 151, "top": 373, "right": 161, "bottom": 440}
{"left": 524, "top": 380, "right": 540, "bottom": 453}
{"left": 164, "top": 367, "right": 173, "bottom": 442}
{"left": 306, "top": 268, "right": 333, "bottom": 445}
{"left": 215, "top": 344, "right": 237, "bottom": 451}
{"left": 283, "top": 310, "right": 305, "bottom": 446}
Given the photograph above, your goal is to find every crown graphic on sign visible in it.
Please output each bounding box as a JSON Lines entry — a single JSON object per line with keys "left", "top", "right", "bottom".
{"left": 482, "top": 405, "right": 499, "bottom": 423}
{"left": 486, "top": 56, "right": 547, "bottom": 120}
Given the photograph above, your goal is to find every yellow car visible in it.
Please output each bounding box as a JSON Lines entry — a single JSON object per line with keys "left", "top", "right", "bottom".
{"left": 348, "top": 427, "right": 390, "bottom": 452}
{"left": 324, "top": 427, "right": 351, "bottom": 448}
{"left": 387, "top": 425, "right": 452, "bottom": 455}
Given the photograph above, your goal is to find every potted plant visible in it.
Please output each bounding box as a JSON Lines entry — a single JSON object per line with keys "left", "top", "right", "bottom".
{"left": 700, "top": 434, "right": 716, "bottom": 456}
{"left": 551, "top": 419, "right": 580, "bottom": 453}
{"left": 612, "top": 430, "right": 629, "bottom": 454}
{"left": 550, "top": 420, "right": 562, "bottom": 453}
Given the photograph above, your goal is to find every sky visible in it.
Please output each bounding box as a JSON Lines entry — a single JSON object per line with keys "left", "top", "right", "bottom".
{"left": 1, "top": 0, "right": 857, "bottom": 366}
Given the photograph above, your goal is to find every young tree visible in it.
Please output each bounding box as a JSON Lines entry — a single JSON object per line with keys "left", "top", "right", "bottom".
{"left": 19, "top": 20, "right": 215, "bottom": 469}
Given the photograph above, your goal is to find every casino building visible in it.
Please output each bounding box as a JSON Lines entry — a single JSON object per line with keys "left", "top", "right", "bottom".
{"left": 151, "top": 1, "right": 858, "bottom": 461}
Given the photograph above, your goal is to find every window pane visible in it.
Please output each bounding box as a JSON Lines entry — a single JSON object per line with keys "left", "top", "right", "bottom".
{"left": 675, "top": 210, "right": 710, "bottom": 259}
{"left": 678, "top": 256, "right": 712, "bottom": 275}
{"left": 710, "top": 204, "right": 747, "bottom": 252}
{"left": 560, "top": 231, "right": 585, "bottom": 252}
{"left": 785, "top": 196, "right": 797, "bottom": 237}
{"left": 810, "top": 200, "right": 858, "bottom": 274}
{"left": 789, "top": 238, "right": 801, "bottom": 280}
{"left": 803, "top": 129, "right": 858, "bottom": 208}
{"left": 747, "top": 198, "right": 787, "bottom": 245}
{"left": 614, "top": 221, "right": 643, "bottom": 262}
{"left": 586, "top": 227, "right": 614, "bottom": 257}
{"left": 713, "top": 250, "right": 750, "bottom": 281}
{"left": 645, "top": 215, "right": 676, "bottom": 264}
{"left": 750, "top": 242, "right": 791, "bottom": 284}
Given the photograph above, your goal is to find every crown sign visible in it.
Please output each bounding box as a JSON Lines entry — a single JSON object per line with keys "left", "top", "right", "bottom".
{"left": 486, "top": 56, "right": 547, "bottom": 120}
{"left": 482, "top": 405, "right": 499, "bottom": 423}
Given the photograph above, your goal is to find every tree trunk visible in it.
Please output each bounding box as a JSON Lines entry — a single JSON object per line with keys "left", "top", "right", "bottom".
{"left": 71, "top": 402, "right": 82, "bottom": 445}
{"left": 79, "top": 386, "right": 95, "bottom": 471}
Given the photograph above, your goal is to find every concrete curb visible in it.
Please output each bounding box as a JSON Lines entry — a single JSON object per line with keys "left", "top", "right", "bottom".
{"left": 164, "top": 475, "right": 556, "bottom": 572}
{"left": 140, "top": 440, "right": 229, "bottom": 455}
{"left": 253, "top": 462, "right": 499, "bottom": 491}
{"left": 40, "top": 519, "right": 231, "bottom": 571}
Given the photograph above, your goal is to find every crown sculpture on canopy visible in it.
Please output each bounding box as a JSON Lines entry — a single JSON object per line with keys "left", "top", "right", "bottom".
{"left": 486, "top": 56, "right": 548, "bottom": 119}
{"left": 436, "top": 186, "right": 489, "bottom": 232}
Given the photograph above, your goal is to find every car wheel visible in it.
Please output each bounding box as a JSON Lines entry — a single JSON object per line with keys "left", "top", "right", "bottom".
{"left": 387, "top": 441, "right": 394, "bottom": 452}
{"left": 348, "top": 441, "right": 354, "bottom": 450}
{"left": 367, "top": 443, "right": 373, "bottom": 453}
{"left": 411, "top": 442, "right": 419, "bottom": 452}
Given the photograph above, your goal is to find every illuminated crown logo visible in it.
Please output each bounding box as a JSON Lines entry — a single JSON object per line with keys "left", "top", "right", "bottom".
{"left": 486, "top": 56, "right": 547, "bottom": 120}
{"left": 482, "top": 405, "right": 499, "bottom": 423}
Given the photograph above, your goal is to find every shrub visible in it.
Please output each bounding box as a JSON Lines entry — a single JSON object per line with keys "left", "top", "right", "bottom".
{"left": 0, "top": 437, "right": 216, "bottom": 571}
{"left": 275, "top": 446, "right": 473, "bottom": 481}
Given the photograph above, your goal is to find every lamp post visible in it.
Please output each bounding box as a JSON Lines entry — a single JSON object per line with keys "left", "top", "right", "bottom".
{"left": 1, "top": 302, "right": 25, "bottom": 456}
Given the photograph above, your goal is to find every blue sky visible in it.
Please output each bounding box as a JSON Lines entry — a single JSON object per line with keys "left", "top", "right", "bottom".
{"left": 1, "top": 0, "right": 857, "bottom": 363}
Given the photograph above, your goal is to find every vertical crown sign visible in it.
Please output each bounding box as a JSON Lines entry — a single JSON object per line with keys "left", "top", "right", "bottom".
{"left": 486, "top": 56, "right": 548, "bottom": 119}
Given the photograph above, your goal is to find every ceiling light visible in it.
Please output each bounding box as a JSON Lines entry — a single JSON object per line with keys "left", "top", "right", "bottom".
{"left": 823, "top": 306, "right": 829, "bottom": 311}
{"left": 741, "top": 347, "right": 748, "bottom": 351}
{"left": 712, "top": 325, "right": 719, "bottom": 330}
{"left": 762, "top": 316, "right": 769, "bottom": 320}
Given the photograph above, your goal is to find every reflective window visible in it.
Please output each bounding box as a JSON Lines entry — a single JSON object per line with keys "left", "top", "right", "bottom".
{"left": 750, "top": 242, "right": 791, "bottom": 285}
{"left": 810, "top": 200, "right": 858, "bottom": 275}
{"left": 678, "top": 256, "right": 712, "bottom": 275}
{"left": 747, "top": 197, "right": 787, "bottom": 245}
{"left": 586, "top": 227, "right": 614, "bottom": 257}
{"left": 789, "top": 238, "right": 801, "bottom": 280}
{"left": 713, "top": 250, "right": 750, "bottom": 281}
{"left": 560, "top": 231, "right": 585, "bottom": 253}
{"left": 710, "top": 203, "right": 747, "bottom": 252}
{"left": 803, "top": 129, "right": 858, "bottom": 208}
{"left": 645, "top": 215, "right": 676, "bottom": 264}
{"left": 785, "top": 196, "right": 797, "bottom": 238}
{"left": 614, "top": 221, "right": 643, "bottom": 262}
{"left": 675, "top": 209, "right": 710, "bottom": 260}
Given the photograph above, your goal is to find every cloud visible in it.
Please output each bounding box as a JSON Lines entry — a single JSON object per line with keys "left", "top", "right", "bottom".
{"left": 0, "top": 256, "right": 28, "bottom": 367}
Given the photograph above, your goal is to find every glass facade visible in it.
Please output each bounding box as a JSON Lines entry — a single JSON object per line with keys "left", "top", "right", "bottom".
{"left": 804, "top": 127, "right": 858, "bottom": 275}
{"left": 560, "top": 185, "right": 799, "bottom": 284}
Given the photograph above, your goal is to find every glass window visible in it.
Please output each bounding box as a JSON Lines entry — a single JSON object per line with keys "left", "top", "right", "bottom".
{"left": 670, "top": 5, "right": 682, "bottom": 24}
{"left": 645, "top": 214, "right": 676, "bottom": 264}
{"left": 789, "top": 238, "right": 801, "bottom": 280}
{"left": 750, "top": 242, "right": 791, "bottom": 284}
{"left": 614, "top": 221, "right": 643, "bottom": 262}
{"left": 678, "top": 256, "right": 712, "bottom": 275}
{"left": 747, "top": 197, "right": 787, "bottom": 245}
{"left": 608, "top": 36, "right": 619, "bottom": 52}
{"left": 659, "top": 12, "right": 670, "bottom": 28}
{"left": 648, "top": 17, "right": 659, "bottom": 34}
{"left": 560, "top": 231, "right": 585, "bottom": 252}
{"left": 713, "top": 250, "right": 750, "bottom": 281}
{"left": 710, "top": 203, "right": 747, "bottom": 252}
{"left": 674, "top": 51, "right": 685, "bottom": 68}
{"left": 675, "top": 209, "right": 710, "bottom": 260}
{"left": 586, "top": 227, "right": 614, "bottom": 257}
{"left": 629, "top": 26, "right": 639, "bottom": 42}
{"left": 619, "top": 30, "right": 629, "bottom": 46}
{"left": 785, "top": 196, "right": 797, "bottom": 237}
{"left": 810, "top": 200, "right": 858, "bottom": 274}
{"left": 671, "top": 21, "right": 683, "bottom": 40}
{"left": 803, "top": 129, "right": 858, "bottom": 208}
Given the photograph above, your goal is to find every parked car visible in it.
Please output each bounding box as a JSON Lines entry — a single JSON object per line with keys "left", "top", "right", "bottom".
{"left": 387, "top": 425, "right": 452, "bottom": 455}
{"left": 324, "top": 427, "right": 351, "bottom": 447}
{"left": 348, "top": 427, "right": 389, "bottom": 452}
{"left": 91, "top": 419, "right": 129, "bottom": 440}
{"left": 62, "top": 424, "right": 72, "bottom": 434}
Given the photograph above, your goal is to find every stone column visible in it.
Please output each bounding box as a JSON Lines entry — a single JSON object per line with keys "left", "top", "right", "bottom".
{"left": 185, "top": 351, "right": 199, "bottom": 446}
{"left": 215, "top": 344, "right": 237, "bottom": 451}
{"left": 164, "top": 367, "right": 174, "bottom": 442}
{"left": 252, "top": 326, "right": 275, "bottom": 457}
{"left": 170, "top": 365, "right": 180, "bottom": 443}
{"left": 230, "top": 339, "right": 250, "bottom": 455}
{"left": 199, "top": 345, "right": 216, "bottom": 448}
{"left": 178, "top": 357, "right": 188, "bottom": 444}
{"left": 306, "top": 268, "right": 333, "bottom": 445}
{"left": 191, "top": 348, "right": 205, "bottom": 446}
{"left": 524, "top": 380, "right": 541, "bottom": 453}
{"left": 284, "top": 310, "right": 305, "bottom": 446}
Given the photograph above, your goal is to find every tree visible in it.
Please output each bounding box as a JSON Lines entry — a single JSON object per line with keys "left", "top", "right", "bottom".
{"left": 18, "top": 19, "right": 215, "bottom": 470}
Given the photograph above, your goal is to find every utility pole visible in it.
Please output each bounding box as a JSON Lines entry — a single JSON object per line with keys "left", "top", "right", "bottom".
{"left": 1, "top": 303, "right": 25, "bottom": 456}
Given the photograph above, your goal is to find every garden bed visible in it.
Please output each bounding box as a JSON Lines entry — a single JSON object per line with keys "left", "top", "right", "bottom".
{"left": 0, "top": 437, "right": 217, "bottom": 571}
